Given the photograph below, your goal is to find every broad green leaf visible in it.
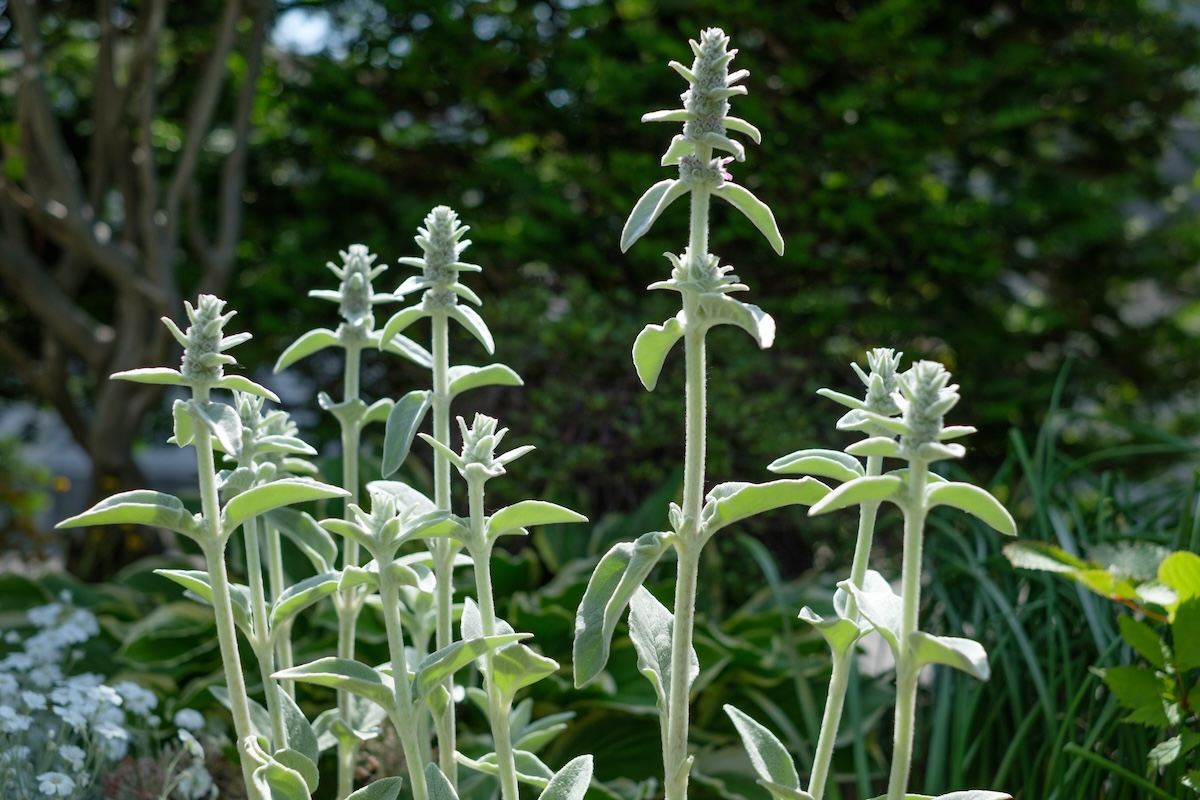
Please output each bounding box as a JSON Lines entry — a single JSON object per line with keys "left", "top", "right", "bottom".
{"left": 723, "top": 704, "right": 803, "bottom": 797}
{"left": 274, "top": 657, "right": 394, "bottom": 709}
{"left": 1174, "top": 597, "right": 1200, "bottom": 671}
{"left": 382, "top": 390, "right": 433, "bottom": 477}
{"left": 456, "top": 750, "right": 555, "bottom": 789}
{"left": 254, "top": 757, "right": 312, "bottom": 800}
{"left": 699, "top": 479, "right": 829, "bottom": 540}
{"left": 425, "top": 764, "right": 457, "bottom": 800}
{"left": 768, "top": 449, "right": 863, "bottom": 482}
{"left": 448, "top": 363, "right": 523, "bottom": 400}
{"left": 695, "top": 295, "right": 775, "bottom": 348}
{"left": 633, "top": 317, "right": 684, "bottom": 391}
{"left": 844, "top": 581, "right": 902, "bottom": 654}
{"left": 273, "top": 748, "right": 319, "bottom": 794}
{"left": 621, "top": 178, "right": 688, "bottom": 252}
{"left": 1161, "top": 551, "right": 1200, "bottom": 602}
{"left": 58, "top": 490, "right": 203, "bottom": 540}
{"left": 111, "top": 366, "right": 187, "bottom": 386}
{"left": 155, "top": 569, "right": 253, "bottom": 638}
{"left": 265, "top": 508, "right": 339, "bottom": 573}
{"left": 925, "top": 482, "right": 1016, "bottom": 536}
{"left": 538, "top": 755, "right": 594, "bottom": 800}
{"left": 275, "top": 328, "right": 340, "bottom": 372}
{"left": 488, "top": 500, "right": 587, "bottom": 541}
{"left": 347, "top": 777, "right": 405, "bottom": 800}
{"left": 808, "top": 476, "right": 902, "bottom": 516}
{"left": 270, "top": 572, "right": 341, "bottom": 632}
{"left": 798, "top": 606, "right": 863, "bottom": 658}
{"left": 712, "top": 182, "right": 785, "bottom": 255}
{"left": 492, "top": 642, "right": 560, "bottom": 703}
{"left": 629, "top": 587, "right": 697, "bottom": 717}
{"left": 845, "top": 437, "right": 902, "bottom": 459}
{"left": 911, "top": 632, "right": 990, "bottom": 681}
{"left": 222, "top": 479, "right": 349, "bottom": 536}
{"left": 573, "top": 531, "right": 671, "bottom": 688}
{"left": 413, "top": 633, "right": 529, "bottom": 703}
{"left": 1101, "top": 665, "right": 1173, "bottom": 726}
{"left": 448, "top": 305, "right": 495, "bottom": 354}
{"left": 279, "top": 691, "right": 320, "bottom": 767}
{"left": 1118, "top": 615, "right": 1167, "bottom": 670}
{"left": 379, "top": 306, "right": 428, "bottom": 344}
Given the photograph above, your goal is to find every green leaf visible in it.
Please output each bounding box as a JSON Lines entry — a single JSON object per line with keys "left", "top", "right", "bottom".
{"left": 538, "top": 755, "right": 594, "bottom": 800}
{"left": 723, "top": 704, "right": 804, "bottom": 798}
{"left": 380, "top": 332, "right": 433, "bottom": 368}
{"left": 844, "top": 581, "right": 902, "bottom": 655}
{"left": 211, "top": 685, "right": 273, "bottom": 743}
{"left": 865, "top": 793, "right": 1011, "bottom": 800}
{"left": 1174, "top": 597, "right": 1200, "bottom": 671}
{"left": 925, "top": 482, "right": 1016, "bottom": 536}
{"left": 1161, "top": 551, "right": 1200, "bottom": 602}
{"left": 279, "top": 692, "right": 320, "bottom": 767}
{"left": 491, "top": 641, "right": 560, "bottom": 702}
{"left": 275, "top": 328, "right": 340, "bottom": 372}
{"left": 379, "top": 306, "right": 428, "bottom": 345}
{"left": 111, "top": 366, "right": 187, "bottom": 386}
{"left": 845, "top": 437, "right": 902, "bottom": 459}
{"left": 347, "top": 777, "right": 405, "bottom": 800}
{"left": 695, "top": 295, "right": 775, "bottom": 348}
{"left": 621, "top": 178, "right": 688, "bottom": 252}
{"left": 382, "top": 390, "right": 433, "bottom": 478}
{"left": 254, "top": 758, "right": 312, "bottom": 800}
{"left": 798, "top": 606, "right": 863, "bottom": 658}
{"left": 425, "top": 764, "right": 457, "bottom": 800}
{"left": 270, "top": 572, "right": 341, "bottom": 632}
{"left": 413, "top": 633, "right": 529, "bottom": 703}
{"left": 456, "top": 750, "right": 555, "bottom": 789}
{"left": 170, "top": 399, "right": 195, "bottom": 447}
{"left": 273, "top": 748, "right": 319, "bottom": 794}
{"left": 155, "top": 569, "right": 253, "bottom": 638}
{"left": 215, "top": 375, "right": 280, "bottom": 402}
{"left": 700, "top": 479, "right": 829, "bottom": 540}
{"left": 633, "top": 316, "right": 685, "bottom": 391}
{"left": 911, "top": 632, "right": 990, "bottom": 681}
{"left": 514, "top": 712, "right": 573, "bottom": 753}
{"left": 448, "top": 305, "right": 495, "bottom": 354}
{"left": 768, "top": 449, "right": 863, "bottom": 482}
{"left": 808, "top": 476, "right": 902, "bottom": 516}
{"left": 712, "top": 182, "right": 785, "bottom": 255}
{"left": 266, "top": 508, "right": 339, "bottom": 573}
{"left": 1118, "top": 615, "right": 1167, "bottom": 670}
{"left": 629, "top": 587, "right": 697, "bottom": 717}
{"left": 1101, "top": 665, "right": 1173, "bottom": 726}
{"left": 573, "top": 531, "right": 671, "bottom": 688}
{"left": 1002, "top": 541, "right": 1090, "bottom": 574}
{"left": 57, "top": 490, "right": 203, "bottom": 541}
{"left": 274, "top": 657, "right": 394, "bottom": 709}
{"left": 448, "top": 363, "right": 523, "bottom": 400}
{"left": 488, "top": 500, "right": 587, "bottom": 541}
{"left": 364, "top": 398, "right": 394, "bottom": 425}
{"left": 222, "top": 479, "right": 349, "bottom": 537}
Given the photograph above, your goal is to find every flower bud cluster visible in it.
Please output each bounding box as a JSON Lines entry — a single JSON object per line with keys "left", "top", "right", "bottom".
{"left": 897, "top": 360, "right": 961, "bottom": 454}
{"left": 329, "top": 244, "right": 389, "bottom": 328}
{"left": 681, "top": 28, "right": 745, "bottom": 143}
{"left": 397, "top": 206, "right": 483, "bottom": 308}
{"left": 853, "top": 348, "right": 904, "bottom": 418}
{"left": 658, "top": 249, "right": 747, "bottom": 296}
{"left": 678, "top": 154, "right": 732, "bottom": 190}
{"left": 167, "top": 295, "right": 251, "bottom": 386}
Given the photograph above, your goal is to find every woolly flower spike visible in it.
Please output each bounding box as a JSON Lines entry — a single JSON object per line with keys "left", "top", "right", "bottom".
{"left": 818, "top": 348, "right": 905, "bottom": 437}
{"left": 891, "top": 361, "right": 975, "bottom": 462}
{"left": 419, "top": 413, "right": 535, "bottom": 483}
{"left": 111, "top": 295, "right": 278, "bottom": 400}
{"left": 309, "top": 244, "right": 395, "bottom": 328}
{"left": 650, "top": 249, "right": 748, "bottom": 297}
{"left": 395, "top": 205, "right": 484, "bottom": 308}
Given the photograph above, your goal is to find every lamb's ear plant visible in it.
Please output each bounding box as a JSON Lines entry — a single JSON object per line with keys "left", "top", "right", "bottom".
{"left": 573, "top": 28, "right": 827, "bottom": 800}
{"left": 56, "top": 295, "right": 350, "bottom": 800}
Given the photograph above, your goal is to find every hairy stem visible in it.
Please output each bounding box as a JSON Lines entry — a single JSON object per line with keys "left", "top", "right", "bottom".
{"left": 243, "top": 514, "right": 285, "bottom": 748}
{"left": 336, "top": 341, "right": 364, "bottom": 800}
{"left": 264, "top": 520, "right": 296, "bottom": 700}
{"left": 380, "top": 570, "right": 430, "bottom": 800}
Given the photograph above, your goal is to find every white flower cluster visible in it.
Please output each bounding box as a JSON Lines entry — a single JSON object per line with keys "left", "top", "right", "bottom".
{"left": 0, "top": 593, "right": 216, "bottom": 799}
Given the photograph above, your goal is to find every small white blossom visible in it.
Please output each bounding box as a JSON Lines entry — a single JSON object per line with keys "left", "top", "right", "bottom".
{"left": 94, "top": 721, "right": 130, "bottom": 760}
{"left": 178, "top": 728, "right": 205, "bottom": 760}
{"left": 113, "top": 681, "right": 157, "bottom": 716}
{"left": 173, "top": 708, "right": 206, "bottom": 732}
{"left": 3, "top": 630, "right": 19, "bottom": 643}
{"left": 21, "top": 690, "right": 47, "bottom": 711}
{"left": 175, "top": 763, "right": 215, "bottom": 800}
{"left": 37, "top": 771, "right": 76, "bottom": 797}
{"left": 0, "top": 704, "right": 32, "bottom": 732}
{"left": 27, "top": 603, "right": 63, "bottom": 628}
{"left": 59, "top": 743, "right": 86, "bottom": 771}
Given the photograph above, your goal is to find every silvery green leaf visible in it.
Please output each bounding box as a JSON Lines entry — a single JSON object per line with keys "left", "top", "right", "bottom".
{"left": 538, "top": 755, "right": 594, "bottom": 800}
{"left": 628, "top": 587, "right": 697, "bottom": 717}
{"left": 768, "top": 448, "right": 863, "bottom": 482}
{"left": 270, "top": 572, "right": 341, "bottom": 632}
{"left": 379, "top": 306, "right": 428, "bottom": 345}
{"left": 621, "top": 178, "right": 689, "bottom": 252}
{"left": 911, "top": 632, "right": 990, "bottom": 681}
{"left": 724, "top": 116, "right": 763, "bottom": 143}
{"left": 253, "top": 754, "right": 312, "bottom": 800}
{"left": 798, "top": 606, "right": 863, "bottom": 658}
{"left": 723, "top": 705, "right": 805, "bottom": 799}
{"left": 937, "top": 425, "right": 977, "bottom": 440}
{"left": 275, "top": 329, "right": 340, "bottom": 372}
{"left": 413, "top": 633, "right": 529, "bottom": 703}
{"left": 57, "top": 490, "right": 203, "bottom": 540}
{"left": 212, "top": 685, "right": 272, "bottom": 743}
{"left": 916, "top": 442, "right": 966, "bottom": 462}
{"left": 659, "top": 135, "right": 693, "bottom": 166}
{"left": 642, "top": 109, "right": 690, "bottom": 123}
{"left": 369, "top": 480, "right": 437, "bottom": 514}
{"left": 808, "top": 475, "right": 903, "bottom": 516}
{"left": 346, "top": 777, "right": 405, "bottom": 800}
{"left": 156, "top": 569, "right": 253, "bottom": 637}
{"left": 192, "top": 400, "right": 243, "bottom": 455}
{"left": 865, "top": 793, "right": 1011, "bottom": 800}
{"left": 273, "top": 748, "right": 319, "bottom": 794}
{"left": 456, "top": 750, "right": 555, "bottom": 789}
{"left": 699, "top": 131, "right": 745, "bottom": 161}
{"left": 573, "top": 531, "right": 671, "bottom": 688}
{"left": 215, "top": 375, "right": 280, "bottom": 402}
{"left": 843, "top": 580, "right": 902, "bottom": 655}
{"left": 712, "top": 183, "right": 784, "bottom": 255}
{"left": 491, "top": 641, "right": 560, "bottom": 702}
{"left": 633, "top": 316, "right": 685, "bottom": 391}
{"left": 514, "top": 711, "right": 574, "bottom": 753}
{"left": 170, "top": 400, "right": 195, "bottom": 447}
{"left": 382, "top": 390, "right": 433, "bottom": 477}
{"left": 815, "top": 387, "right": 868, "bottom": 411}
{"left": 274, "top": 657, "right": 394, "bottom": 709}
{"left": 694, "top": 295, "right": 775, "bottom": 348}
{"left": 425, "top": 764, "right": 457, "bottom": 800}
{"left": 256, "top": 434, "right": 318, "bottom": 456}
{"left": 488, "top": 500, "right": 587, "bottom": 542}
{"left": 448, "top": 305, "right": 495, "bottom": 354}
{"left": 699, "top": 479, "right": 829, "bottom": 540}
{"left": 447, "top": 363, "right": 524, "bottom": 400}
{"left": 279, "top": 691, "right": 320, "bottom": 767}
{"left": 364, "top": 398, "right": 394, "bottom": 425}
{"left": 321, "top": 519, "right": 377, "bottom": 558}
{"left": 111, "top": 366, "right": 187, "bottom": 386}
{"left": 925, "top": 482, "right": 1016, "bottom": 536}
{"left": 852, "top": 411, "right": 909, "bottom": 437}
{"left": 222, "top": 479, "right": 349, "bottom": 538}
{"left": 845, "top": 437, "right": 902, "bottom": 459}
{"left": 380, "top": 331, "right": 434, "bottom": 368}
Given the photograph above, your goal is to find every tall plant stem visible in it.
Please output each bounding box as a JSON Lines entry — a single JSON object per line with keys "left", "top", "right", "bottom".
{"left": 192, "top": 397, "right": 259, "bottom": 800}
{"left": 379, "top": 572, "right": 430, "bottom": 800}
{"left": 430, "top": 311, "right": 458, "bottom": 785}
{"left": 336, "top": 341, "right": 365, "bottom": 800}
{"left": 809, "top": 454, "right": 883, "bottom": 800}
{"left": 243, "top": 513, "right": 286, "bottom": 748}
{"left": 265, "top": 521, "right": 296, "bottom": 700}
{"left": 887, "top": 460, "right": 929, "bottom": 800}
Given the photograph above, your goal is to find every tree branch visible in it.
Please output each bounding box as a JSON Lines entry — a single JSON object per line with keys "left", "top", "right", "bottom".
{"left": 88, "top": 0, "right": 122, "bottom": 213}
{"left": 133, "top": 0, "right": 167, "bottom": 277}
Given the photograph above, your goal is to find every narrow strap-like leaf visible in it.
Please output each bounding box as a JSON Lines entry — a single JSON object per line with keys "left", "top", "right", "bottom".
{"left": 621, "top": 178, "right": 689, "bottom": 252}
{"left": 380, "top": 306, "right": 429, "bottom": 345}
{"left": 270, "top": 572, "right": 342, "bottom": 631}
{"left": 412, "top": 633, "right": 529, "bottom": 703}
{"left": 694, "top": 295, "right": 775, "bottom": 348}
{"left": 266, "top": 508, "right": 339, "bottom": 573}
{"left": 382, "top": 390, "right": 433, "bottom": 478}
{"left": 633, "top": 316, "right": 685, "bottom": 391}
{"left": 808, "top": 475, "right": 902, "bottom": 516}
{"left": 712, "top": 183, "right": 784, "bottom": 255}
{"left": 768, "top": 449, "right": 864, "bottom": 483}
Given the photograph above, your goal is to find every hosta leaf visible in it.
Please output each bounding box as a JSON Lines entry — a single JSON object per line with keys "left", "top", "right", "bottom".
{"left": 274, "top": 657, "right": 394, "bottom": 709}
{"left": 488, "top": 500, "right": 587, "bottom": 541}
{"left": 911, "top": 632, "right": 990, "bottom": 681}
{"left": 157, "top": 569, "right": 253, "bottom": 637}
{"left": 413, "top": 633, "right": 529, "bottom": 703}
{"left": 573, "top": 531, "right": 671, "bottom": 688}
{"left": 347, "top": 777, "right": 405, "bottom": 800}
{"left": 222, "top": 479, "right": 349, "bottom": 537}
{"left": 270, "top": 572, "right": 341, "bottom": 632}
{"left": 723, "top": 704, "right": 803, "bottom": 798}
{"left": 925, "top": 482, "right": 1016, "bottom": 536}
{"left": 712, "top": 182, "right": 785, "bottom": 255}
{"left": 808, "top": 476, "right": 903, "bottom": 516}
{"left": 425, "top": 764, "right": 457, "bottom": 800}
{"left": 275, "top": 328, "right": 340, "bottom": 372}
{"left": 448, "top": 305, "right": 495, "bottom": 354}
{"left": 382, "top": 390, "right": 433, "bottom": 477}
{"left": 538, "top": 755, "right": 594, "bottom": 800}
{"left": 768, "top": 448, "right": 863, "bottom": 482}
{"left": 491, "top": 641, "right": 560, "bottom": 702}
{"left": 57, "top": 490, "right": 202, "bottom": 540}
{"left": 273, "top": 748, "right": 319, "bottom": 794}
{"left": 629, "top": 587, "right": 697, "bottom": 716}
{"left": 266, "top": 508, "right": 339, "bottom": 573}
{"left": 379, "top": 306, "right": 428, "bottom": 345}
{"left": 695, "top": 295, "right": 775, "bottom": 349}
{"left": 621, "top": 178, "right": 688, "bottom": 252}
{"left": 456, "top": 750, "right": 555, "bottom": 789}
{"left": 448, "top": 363, "right": 523, "bottom": 400}
{"left": 633, "top": 316, "right": 685, "bottom": 391}
{"left": 700, "top": 479, "right": 829, "bottom": 540}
